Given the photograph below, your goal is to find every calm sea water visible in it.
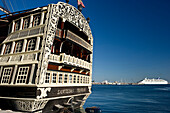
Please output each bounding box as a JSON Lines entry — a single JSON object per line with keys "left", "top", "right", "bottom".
{"left": 83, "top": 85, "right": 170, "bottom": 113}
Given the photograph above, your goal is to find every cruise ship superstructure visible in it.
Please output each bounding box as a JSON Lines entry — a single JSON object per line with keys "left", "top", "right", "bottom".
{"left": 138, "top": 78, "right": 168, "bottom": 85}
{"left": 0, "top": 2, "right": 93, "bottom": 112}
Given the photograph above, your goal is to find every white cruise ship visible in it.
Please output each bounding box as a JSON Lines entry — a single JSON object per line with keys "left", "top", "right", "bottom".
{"left": 138, "top": 78, "right": 168, "bottom": 85}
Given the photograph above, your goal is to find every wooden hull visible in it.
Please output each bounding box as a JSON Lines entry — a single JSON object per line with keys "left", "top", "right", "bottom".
{"left": 0, "top": 86, "right": 91, "bottom": 112}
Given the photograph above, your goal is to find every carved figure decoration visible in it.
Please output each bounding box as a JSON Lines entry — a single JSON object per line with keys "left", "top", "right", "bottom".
{"left": 37, "top": 87, "right": 51, "bottom": 99}
{"left": 15, "top": 100, "right": 48, "bottom": 111}
{"left": 39, "top": 2, "right": 93, "bottom": 84}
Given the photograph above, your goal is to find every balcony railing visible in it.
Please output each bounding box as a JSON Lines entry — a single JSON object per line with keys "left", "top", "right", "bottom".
{"left": 66, "top": 30, "right": 92, "bottom": 52}
{"left": 48, "top": 54, "right": 60, "bottom": 63}
{"left": 6, "top": 25, "right": 45, "bottom": 42}
{"left": 45, "top": 70, "right": 90, "bottom": 84}
{"left": 49, "top": 53, "right": 91, "bottom": 70}
{"left": 0, "top": 53, "right": 38, "bottom": 64}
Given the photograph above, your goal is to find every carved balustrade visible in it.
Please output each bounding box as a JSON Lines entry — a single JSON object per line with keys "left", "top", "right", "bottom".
{"left": 0, "top": 53, "right": 38, "bottom": 64}
{"left": 48, "top": 54, "right": 60, "bottom": 63}
{"left": 5, "top": 25, "right": 45, "bottom": 42}
{"left": 66, "top": 30, "right": 92, "bottom": 52}
{"left": 60, "top": 53, "right": 90, "bottom": 70}
{"left": 49, "top": 53, "right": 91, "bottom": 70}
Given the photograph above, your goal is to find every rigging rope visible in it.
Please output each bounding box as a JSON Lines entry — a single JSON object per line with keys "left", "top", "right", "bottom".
{"left": 1, "top": 0, "right": 10, "bottom": 12}
{"left": 8, "top": 0, "right": 14, "bottom": 12}
{"left": 21, "top": 0, "right": 26, "bottom": 9}
{"left": 13, "top": 0, "right": 18, "bottom": 12}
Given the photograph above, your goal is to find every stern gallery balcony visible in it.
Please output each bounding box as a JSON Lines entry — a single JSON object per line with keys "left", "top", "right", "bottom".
{"left": 49, "top": 53, "right": 91, "bottom": 70}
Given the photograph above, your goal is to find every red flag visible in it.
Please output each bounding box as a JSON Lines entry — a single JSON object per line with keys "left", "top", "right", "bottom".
{"left": 78, "top": 0, "right": 85, "bottom": 8}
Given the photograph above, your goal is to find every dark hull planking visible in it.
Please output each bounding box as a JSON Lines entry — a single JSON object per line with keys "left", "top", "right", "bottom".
{"left": 0, "top": 86, "right": 90, "bottom": 112}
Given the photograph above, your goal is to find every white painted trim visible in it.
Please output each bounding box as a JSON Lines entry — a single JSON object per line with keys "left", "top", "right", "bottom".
{"left": 22, "top": 39, "right": 27, "bottom": 52}
{"left": 1, "top": 44, "right": 6, "bottom": 55}
{"left": 43, "top": 70, "right": 91, "bottom": 86}
{"left": 62, "top": 18, "right": 66, "bottom": 22}
{"left": 7, "top": 24, "right": 45, "bottom": 41}
{"left": 0, "top": 61, "right": 38, "bottom": 66}
{"left": 29, "top": 14, "right": 33, "bottom": 28}
{"left": 0, "top": 66, "right": 3, "bottom": 79}
{"left": 4, "top": 33, "right": 44, "bottom": 44}
{"left": 35, "top": 36, "right": 40, "bottom": 50}
{"left": 29, "top": 64, "right": 35, "bottom": 84}
{"left": 20, "top": 17, "right": 23, "bottom": 30}
{"left": 11, "top": 65, "right": 18, "bottom": 84}
{"left": 40, "top": 12, "right": 45, "bottom": 25}
{"left": 10, "top": 41, "right": 15, "bottom": 54}
{"left": 59, "top": 42, "right": 64, "bottom": 52}
{"left": 11, "top": 21, "right": 15, "bottom": 33}
{"left": 0, "top": 50, "right": 40, "bottom": 57}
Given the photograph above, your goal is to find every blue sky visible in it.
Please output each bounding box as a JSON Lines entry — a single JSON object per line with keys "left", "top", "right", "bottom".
{"left": 1, "top": 0, "right": 170, "bottom": 82}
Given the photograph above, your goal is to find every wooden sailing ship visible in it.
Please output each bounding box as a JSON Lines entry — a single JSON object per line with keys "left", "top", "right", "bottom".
{"left": 0, "top": 1, "right": 93, "bottom": 112}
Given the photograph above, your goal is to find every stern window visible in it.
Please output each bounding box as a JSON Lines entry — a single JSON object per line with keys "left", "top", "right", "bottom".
{"left": 15, "top": 41, "right": 23, "bottom": 53}
{"left": 87, "top": 77, "right": 89, "bottom": 84}
{"left": 64, "top": 74, "right": 68, "bottom": 83}
{"left": 23, "top": 18, "right": 30, "bottom": 29}
{"left": 16, "top": 67, "right": 29, "bottom": 84}
{"left": 1, "top": 67, "right": 13, "bottom": 84}
{"left": 4, "top": 43, "right": 12, "bottom": 54}
{"left": 83, "top": 76, "right": 85, "bottom": 84}
{"left": 14, "top": 20, "right": 20, "bottom": 31}
{"left": 77, "top": 76, "right": 80, "bottom": 83}
{"left": 27, "top": 39, "right": 36, "bottom": 51}
{"left": 69, "top": 75, "right": 72, "bottom": 83}
{"left": 52, "top": 73, "right": 57, "bottom": 83}
{"left": 45, "top": 72, "right": 50, "bottom": 83}
{"left": 80, "top": 76, "right": 82, "bottom": 83}
{"left": 33, "top": 15, "right": 40, "bottom": 27}
{"left": 58, "top": 74, "right": 63, "bottom": 83}
{"left": 73, "top": 75, "right": 76, "bottom": 83}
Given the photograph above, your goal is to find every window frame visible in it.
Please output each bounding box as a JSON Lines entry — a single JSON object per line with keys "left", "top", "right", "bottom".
{"left": 52, "top": 72, "right": 57, "bottom": 84}
{"left": 64, "top": 74, "right": 68, "bottom": 83}
{"left": 14, "top": 20, "right": 20, "bottom": 32}
{"left": 58, "top": 73, "right": 63, "bottom": 84}
{"left": 26, "top": 38, "right": 36, "bottom": 51}
{"left": 16, "top": 66, "right": 29, "bottom": 84}
{"left": 33, "top": 15, "right": 40, "bottom": 27}
{"left": 73, "top": 75, "right": 76, "bottom": 83}
{"left": 4, "top": 43, "right": 12, "bottom": 54}
{"left": 80, "top": 76, "right": 83, "bottom": 83}
{"left": 77, "top": 76, "right": 80, "bottom": 83}
{"left": 44, "top": 72, "right": 51, "bottom": 84}
{"left": 23, "top": 18, "right": 30, "bottom": 29}
{"left": 69, "top": 75, "right": 72, "bottom": 83}
{"left": 1, "top": 67, "right": 13, "bottom": 84}
{"left": 14, "top": 41, "right": 23, "bottom": 53}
